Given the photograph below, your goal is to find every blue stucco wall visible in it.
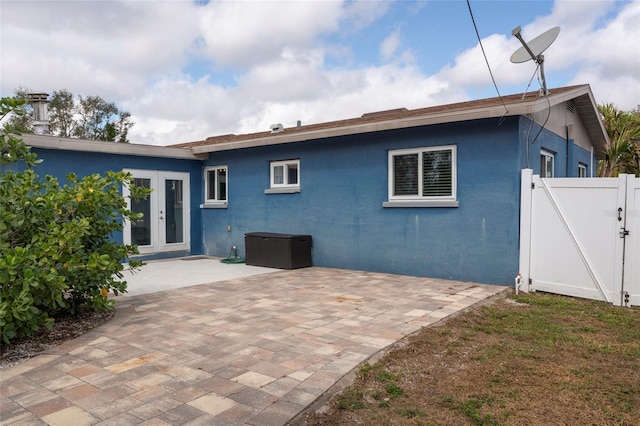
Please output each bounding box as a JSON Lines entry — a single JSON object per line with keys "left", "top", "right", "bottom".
{"left": 573, "top": 144, "right": 594, "bottom": 177}
{"left": 13, "top": 111, "right": 591, "bottom": 284}
{"left": 26, "top": 148, "right": 203, "bottom": 256}
{"left": 517, "top": 116, "right": 594, "bottom": 177}
{"left": 201, "top": 117, "right": 528, "bottom": 285}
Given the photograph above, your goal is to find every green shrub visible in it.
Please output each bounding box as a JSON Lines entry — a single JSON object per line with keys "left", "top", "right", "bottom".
{"left": 1, "top": 97, "right": 149, "bottom": 343}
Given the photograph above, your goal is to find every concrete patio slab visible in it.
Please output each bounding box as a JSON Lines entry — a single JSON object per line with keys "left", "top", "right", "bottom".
{"left": 122, "top": 257, "right": 277, "bottom": 296}
{"left": 1, "top": 262, "right": 508, "bottom": 425}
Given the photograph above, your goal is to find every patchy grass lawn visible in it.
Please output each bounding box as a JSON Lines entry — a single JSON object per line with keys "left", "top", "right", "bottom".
{"left": 304, "top": 292, "right": 640, "bottom": 425}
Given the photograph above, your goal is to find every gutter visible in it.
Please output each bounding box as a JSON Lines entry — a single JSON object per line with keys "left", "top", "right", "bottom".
{"left": 21, "top": 134, "right": 207, "bottom": 160}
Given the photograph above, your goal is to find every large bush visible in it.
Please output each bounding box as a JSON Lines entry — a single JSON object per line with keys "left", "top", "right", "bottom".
{"left": 0, "top": 97, "right": 149, "bottom": 344}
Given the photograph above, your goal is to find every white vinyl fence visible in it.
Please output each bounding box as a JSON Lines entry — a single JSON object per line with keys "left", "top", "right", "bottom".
{"left": 519, "top": 169, "right": 639, "bottom": 307}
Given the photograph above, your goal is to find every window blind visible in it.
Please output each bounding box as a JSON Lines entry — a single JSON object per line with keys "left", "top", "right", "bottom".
{"left": 422, "top": 150, "right": 452, "bottom": 197}
{"left": 394, "top": 153, "right": 419, "bottom": 195}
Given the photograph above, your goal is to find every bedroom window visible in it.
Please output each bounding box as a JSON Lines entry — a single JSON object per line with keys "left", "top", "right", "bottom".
{"left": 540, "top": 150, "right": 554, "bottom": 178}
{"left": 578, "top": 162, "right": 587, "bottom": 177}
{"left": 384, "top": 145, "right": 458, "bottom": 208}
{"left": 266, "top": 159, "right": 300, "bottom": 194}
{"left": 203, "top": 166, "right": 227, "bottom": 206}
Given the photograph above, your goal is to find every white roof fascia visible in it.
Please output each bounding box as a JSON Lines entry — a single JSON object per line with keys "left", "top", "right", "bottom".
{"left": 21, "top": 134, "right": 207, "bottom": 160}
{"left": 579, "top": 87, "right": 609, "bottom": 143}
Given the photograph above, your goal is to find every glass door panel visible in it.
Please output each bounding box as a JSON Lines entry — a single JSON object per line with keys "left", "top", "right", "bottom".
{"left": 164, "top": 179, "right": 184, "bottom": 244}
{"left": 131, "top": 178, "right": 152, "bottom": 246}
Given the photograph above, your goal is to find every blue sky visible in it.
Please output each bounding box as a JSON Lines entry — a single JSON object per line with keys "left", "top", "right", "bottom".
{"left": 1, "top": 0, "right": 638, "bottom": 146}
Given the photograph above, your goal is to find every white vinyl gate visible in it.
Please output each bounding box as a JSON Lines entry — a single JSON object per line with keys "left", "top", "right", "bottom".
{"left": 519, "top": 169, "right": 639, "bottom": 307}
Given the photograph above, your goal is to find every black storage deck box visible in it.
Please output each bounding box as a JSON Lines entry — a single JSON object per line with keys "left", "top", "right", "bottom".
{"left": 245, "top": 232, "right": 312, "bottom": 269}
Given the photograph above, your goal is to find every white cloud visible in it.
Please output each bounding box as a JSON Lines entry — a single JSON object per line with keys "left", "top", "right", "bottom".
{"left": 235, "top": 62, "right": 457, "bottom": 135}
{"left": 437, "top": 33, "right": 520, "bottom": 88}
{"left": 570, "top": 71, "right": 639, "bottom": 110}
{"left": 127, "top": 59, "right": 454, "bottom": 145}
{"left": 123, "top": 74, "right": 246, "bottom": 144}
{"left": 340, "top": 0, "right": 392, "bottom": 32}
{"left": 1, "top": 1, "right": 200, "bottom": 99}
{"left": 534, "top": 0, "right": 639, "bottom": 108}
{"left": 1, "top": 0, "right": 637, "bottom": 146}
{"left": 196, "top": 1, "right": 343, "bottom": 69}
{"left": 380, "top": 31, "right": 401, "bottom": 59}
{"left": 434, "top": 0, "right": 639, "bottom": 110}
{"left": 236, "top": 48, "right": 331, "bottom": 102}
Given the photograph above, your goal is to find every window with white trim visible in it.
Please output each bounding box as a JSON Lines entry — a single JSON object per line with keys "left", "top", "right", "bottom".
{"left": 268, "top": 159, "right": 300, "bottom": 192}
{"left": 578, "top": 162, "right": 587, "bottom": 177}
{"left": 540, "top": 150, "right": 554, "bottom": 178}
{"left": 385, "top": 145, "right": 457, "bottom": 207}
{"left": 204, "top": 166, "right": 227, "bottom": 204}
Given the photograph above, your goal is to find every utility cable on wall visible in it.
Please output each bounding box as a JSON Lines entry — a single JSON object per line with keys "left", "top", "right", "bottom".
{"left": 529, "top": 95, "right": 552, "bottom": 146}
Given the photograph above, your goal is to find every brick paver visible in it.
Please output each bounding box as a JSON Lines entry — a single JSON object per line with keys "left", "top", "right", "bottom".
{"left": 1, "top": 267, "right": 507, "bottom": 425}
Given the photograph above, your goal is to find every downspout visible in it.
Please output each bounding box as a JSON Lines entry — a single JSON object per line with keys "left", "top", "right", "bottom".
{"left": 566, "top": 126, "right": 569, "bottom": 177}
{"left": 566, "top": 125, "right": 575, "bottom": 177}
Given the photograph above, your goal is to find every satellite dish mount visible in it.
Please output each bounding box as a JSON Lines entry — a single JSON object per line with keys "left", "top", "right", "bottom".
{"left": 510, "top": 26, "right": 560, "bottom": 96}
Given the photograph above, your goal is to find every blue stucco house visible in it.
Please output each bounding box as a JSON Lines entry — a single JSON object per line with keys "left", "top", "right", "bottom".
{"left": 15, "top": 84, "right": 607, "bottom": 286}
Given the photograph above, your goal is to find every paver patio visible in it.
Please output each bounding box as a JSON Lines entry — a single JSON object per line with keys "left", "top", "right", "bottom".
{"left": 1, "top": 266, "right": 507, "bottom": 425}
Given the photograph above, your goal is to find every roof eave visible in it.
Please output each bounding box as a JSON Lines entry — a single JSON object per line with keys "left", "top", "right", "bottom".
{"left": 537, "top": 86, "right": 608, "bottom": 159}
{"left": 21, "top": 134, "right": 208, "bottom": 160}
{"left": 192, "top": 88, "right": 591, "bottom": 154}
{"left": 574, "top": 89, "right": 609, "bottom": 160}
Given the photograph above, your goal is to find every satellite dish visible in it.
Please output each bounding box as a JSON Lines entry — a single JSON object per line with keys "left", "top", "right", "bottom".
{"left": 510, "top": 26, "right": 560, "bottom": 64}
{"left": 510, "top": 26, "right": 561, "bottom": 95}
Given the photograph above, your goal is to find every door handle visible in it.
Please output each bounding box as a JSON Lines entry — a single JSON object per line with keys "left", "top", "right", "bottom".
{"left": 159, "top": 210, "right": 164, "bottom": 220}
{"left": 618, "top": 207, "right": 623, "bottom": 222}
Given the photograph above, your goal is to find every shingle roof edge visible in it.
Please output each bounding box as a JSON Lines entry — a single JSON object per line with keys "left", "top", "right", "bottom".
{"left": 176, "top": 84, "right": 605, "bottom": 155}
{"left": 20, "top": 133, "right": 207, "bottom": 160}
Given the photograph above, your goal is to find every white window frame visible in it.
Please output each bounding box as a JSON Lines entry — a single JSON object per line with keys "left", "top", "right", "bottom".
{"left": 578, "top": 162, "right": 587, "bottom": 178}
{"left": 540, "top": 149, "right": 555, "bottom": 178}
{"left": 266, "top": 159, "right": 300, "bottom": 194}
{"left": 202, "top": 165, "right": 228, "bottom": 208}
{"left": 383, "top": 145, "right": 458, "bottom": 208}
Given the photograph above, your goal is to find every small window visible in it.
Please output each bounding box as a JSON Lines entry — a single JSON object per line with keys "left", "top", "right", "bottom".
{"left": 578, "top": 163, "right": 587, "bottom": 177}
{"left": 540, "top": 150, "right": 554, "bottom": 178}
{"left": 384, "top": 145, "right": 458, "bottom": 207}
{"left": 268, "top": 159, "right": 300, "bottom": 192}
{"left": 204, "top": 166, "right": 227, "bottom": 204}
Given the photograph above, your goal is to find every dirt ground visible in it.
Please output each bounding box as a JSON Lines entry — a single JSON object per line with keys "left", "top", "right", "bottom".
{"left": 0, "top": 310, "right": 115, "bottom": 369}
{"left": 303, "top": 292, "right": 640, "bottom": 425}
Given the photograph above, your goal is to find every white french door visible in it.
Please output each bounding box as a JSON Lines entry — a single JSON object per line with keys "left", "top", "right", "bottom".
{"left": 123, "top": 169, "right": 190, "bottom": 254}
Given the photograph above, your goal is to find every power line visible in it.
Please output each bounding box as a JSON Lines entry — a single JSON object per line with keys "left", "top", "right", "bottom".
{"left": 466, "top": 0, "right": 508, "bottom": 116}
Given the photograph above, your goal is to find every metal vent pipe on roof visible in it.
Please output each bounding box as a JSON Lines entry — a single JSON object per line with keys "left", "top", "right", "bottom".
{"left": 270, "top": 123, "right": 284, "bottom": 133}
{"left": 28, "top": 92, "right": 50, "bottom": 135}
